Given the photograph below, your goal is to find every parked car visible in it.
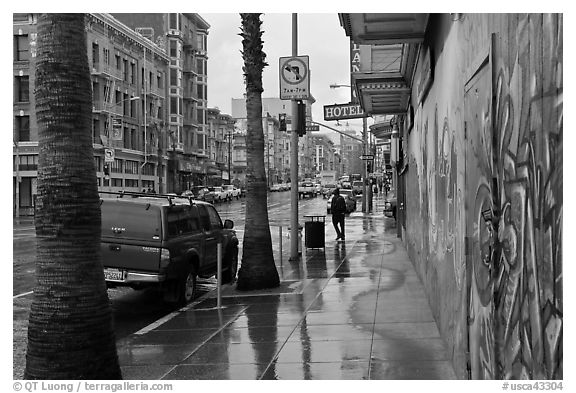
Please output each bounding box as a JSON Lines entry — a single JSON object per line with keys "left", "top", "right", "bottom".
{"left": 322, "top": 183, "right": 337, "bottom": 199}
{"left": 100, "top": 193, "right": 239, "bottom": 305}
{"left": 340, "top": 180, "right": 352, "bottom": 189}
{"left": 191, "top": 186, "right": 214, "bottom": 203}
{"left": 352, "top": 180, "right": 364, "bottom": 195}
{"left": 298, "top": 181, "right": 317, "bottom": 198}
{"left": 181, "top": 190, "right": 194, "bottom": 198}
{"left": 222, "top": 184, "right": 241, "bottom": 200}
{"left": 326, "top": 188, "right": 357, "bottom": 214}
{"left": 269, "top": 183, "right": 283, "bottom": 192}
{"left": 384, "top": 190, "right": 397, "bottom": 220}
{"left": 207, "top": 186, "right": 226, "bottom": 202}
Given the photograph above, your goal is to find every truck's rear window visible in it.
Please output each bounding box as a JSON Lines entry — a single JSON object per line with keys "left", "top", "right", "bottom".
{"left": 101, "top": 201, "right": 162, "bottom": 241}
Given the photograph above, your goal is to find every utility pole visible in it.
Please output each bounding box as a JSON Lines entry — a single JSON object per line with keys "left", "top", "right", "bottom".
{"left": 228, "top": 129, "right": 232, "bottom": 184}
{"left": 362, "top": 116, "right": 367, "bottom": 212}
{"left": 289, "top": 13, "right": 300, "bottom": 261}
{"left": 14, "top": 140, "right": 20, "bottom": 218}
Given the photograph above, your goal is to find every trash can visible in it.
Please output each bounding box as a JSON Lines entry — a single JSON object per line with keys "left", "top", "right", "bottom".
{"left": 304, "top": 215, "right": 325, "bottom": 249}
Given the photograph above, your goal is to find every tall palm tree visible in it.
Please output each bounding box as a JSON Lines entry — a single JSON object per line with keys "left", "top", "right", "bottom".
{"left": 24, "top": 14, "right": 121, "bottom": 379}
{"left": 236, "top": 13, "right": 280, "bottom": 290}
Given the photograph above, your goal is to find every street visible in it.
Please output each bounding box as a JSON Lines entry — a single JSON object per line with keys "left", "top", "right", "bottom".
{"left": 13, "top": 191, "right": 341, "bottom": 377}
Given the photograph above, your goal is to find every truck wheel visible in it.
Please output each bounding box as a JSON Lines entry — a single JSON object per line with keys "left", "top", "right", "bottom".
{"left": 221, "top": 246, "right": 238, "bottom": 284}
{"left": 174, "top": 267, "right": 196, "bottom": 305}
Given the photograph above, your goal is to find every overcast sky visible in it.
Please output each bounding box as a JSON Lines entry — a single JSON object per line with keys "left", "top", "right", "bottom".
{"left": 203, "top": 13, "right": 369, "bottom": 132}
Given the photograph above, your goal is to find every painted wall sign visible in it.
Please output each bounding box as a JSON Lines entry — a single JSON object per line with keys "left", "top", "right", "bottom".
{"left": 323, "top": 103, "right": 365, "bottom": 121}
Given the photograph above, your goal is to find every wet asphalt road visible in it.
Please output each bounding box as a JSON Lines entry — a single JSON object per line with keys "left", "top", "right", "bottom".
{"left": 13, "top": 191, "right": 332, "bottom": 341}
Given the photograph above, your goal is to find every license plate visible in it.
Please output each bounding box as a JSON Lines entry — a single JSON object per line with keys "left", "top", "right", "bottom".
{"left": 104, "top": 268, "right": 125, "bottom": 282}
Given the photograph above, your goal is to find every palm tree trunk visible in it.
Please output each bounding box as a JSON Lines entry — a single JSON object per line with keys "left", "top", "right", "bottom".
{"left": 236, "top": 13, "right": 280, "bottom": 290}
{"left": 25, "top": 13, "right": 121, "bottom": 379}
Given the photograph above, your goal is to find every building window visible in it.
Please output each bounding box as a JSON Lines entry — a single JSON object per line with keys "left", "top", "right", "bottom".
{"left": 197, "top": 109, "right": 204, "bottom": 124}
{"left": 169, "top": 39, "right": 177, "bottom": 57}
{"left": 123, "top": 128, "right": 131, "bottom": 149}
{"left": 94, "top": 156, "right": 102, "bottom": 172}
{"left": 131, "top": 128, "right": 138, "bottom": 150}
{"left": 124, "top": 160, "right": 139, "bottom": 174}
{"left": 196, "top": 84, "right": 204, "bottom": 101}
{"left": 170, "top": 97, "right": 178, "bottom": 115}
{"left": 111, "top": 178, "right": 123, "bottom": 187}
{"left": 125, "top": 179, "right": 139, "bottom": 188}
{"left": 15, "top": 116, "right": 30, "bottom": 142}
{"left": 115, "top": 54, "right": 121, "bottom": 70}
{"left": 92, "top": 118, "right": 100, "bottom": 144}
{"left": 18, "top": 155, "right": 38, "bottom": 171}
{"left": 130, "top": 63, "right": 135, "bottom": 84}
{"left": 110, "top": 158, "right": 123, "bottom": 173}
{"left": 123, "top": 59, "right": 128, "bottom": 81}
{"left": 169, "top": 13, "right": 179, "bottom": 30}
{"left": 170, "top": 68, "right": 177, "bottom": 86}
{"left": 142, "top": 163, "right": 155, "bottom": 176}
{"left": 196, "top": 58, "right": 205, "bottom": 75}
{"left": 15, "top": 75, "right": 29, "bottom": 102}
{"left": 103, "top": 48, "right": 110, "bottom": 65}
{"left": 92, "top": 42, "right": 99, "bottom": 67}
{"left": 14, "top": 35, "right": 29, "bottom": 61}
{"left": 157, "top": 72, "right": 163, "bottom": 89}
{"left": 123, "top": 93, "right": 129, "bottom": 115}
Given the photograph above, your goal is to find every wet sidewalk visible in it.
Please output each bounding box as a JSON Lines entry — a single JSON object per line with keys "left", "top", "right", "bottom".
{"left": 116, "top": 195, "right": 457, "bottom": 380}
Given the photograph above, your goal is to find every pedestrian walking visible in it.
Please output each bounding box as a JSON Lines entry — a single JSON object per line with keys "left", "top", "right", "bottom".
{"left": 331, "top": 188, "right": 347, "bottom": 241}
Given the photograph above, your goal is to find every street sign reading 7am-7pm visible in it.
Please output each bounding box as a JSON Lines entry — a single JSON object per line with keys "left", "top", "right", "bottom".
{"left": 279, "top": 56, "right": 310, "bottom": 100}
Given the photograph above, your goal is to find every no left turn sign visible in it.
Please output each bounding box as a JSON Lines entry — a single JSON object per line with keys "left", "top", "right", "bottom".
{"left": 104, "top": 148, "right": 115, "bottom": 162}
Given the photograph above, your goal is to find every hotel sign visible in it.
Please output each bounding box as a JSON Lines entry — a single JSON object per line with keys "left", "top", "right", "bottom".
{"left": 323, "top": 103, "right": 365, "bottom": 121}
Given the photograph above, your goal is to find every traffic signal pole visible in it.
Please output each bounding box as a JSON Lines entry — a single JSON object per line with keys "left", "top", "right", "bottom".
{"left": 362, "top": 116, "right": 367, "bottom": 212}
{"left": 289, "top": 13, "right": 300, "bottom": 261}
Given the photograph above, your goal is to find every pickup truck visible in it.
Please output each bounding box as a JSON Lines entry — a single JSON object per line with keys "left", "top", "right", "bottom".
{"left": 207, "top": 186, "right": 226, "bottom": 202}
{"left": 222, "top": 184, "right": 241, "bottom": 200}
{"left": 100, "top": 192, "right": 239, "bottom": 305}
{"left": 298, "top": 181, "right": 317, "bottom": 199}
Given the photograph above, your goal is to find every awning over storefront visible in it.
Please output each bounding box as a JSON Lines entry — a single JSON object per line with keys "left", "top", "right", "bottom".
{"left": 339, "top": 13, "right": 429, "bottom": 117}
{"left": 339, "top": 13, "right": 429, "bottom": 45}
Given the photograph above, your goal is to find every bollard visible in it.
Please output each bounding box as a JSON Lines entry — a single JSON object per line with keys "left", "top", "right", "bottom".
{"left": 287, "top": 225, "right": 302, "bottom": 255}
{"left": 217, "top": 242, "right": 222, "bottom": 309}
{"left": 279, "top": 226, "right": 283, "bottom": 266}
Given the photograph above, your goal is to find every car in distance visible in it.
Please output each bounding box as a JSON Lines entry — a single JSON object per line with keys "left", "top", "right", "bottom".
{"left": 207, "top": 186, "right": 226, "bottom": 202}
{"left": 298, "top": 181, "right": 317, "bottom": 199}
{"left": 190, "top": 186, "right": 213, "bottom": 202}
{"left": 322, "top": 183, "right": 337, "bottom": 199}
{"left": 222, "top": 184, "right": 241, "bottom": 200}
{"left": 352, "top": 180, "right": 364, "bottom": 195}
{"left": 100, "top": 192, "right": 239, "bottom": 305}
{"left": 269, "top": 183, "right": 283, "bottom": 192}
{"left": 326, "top": 188, "right": 357, "bottom": 214}
{"left": 384, "top": 190, "right": 397, "bottom": 220}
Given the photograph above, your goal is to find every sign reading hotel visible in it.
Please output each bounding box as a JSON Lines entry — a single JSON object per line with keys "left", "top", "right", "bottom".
{"left": 323, "top": 103, "right": 365, "bottom": 121}
{"left": 279, "top": 55, "right": 310, "bottom": 100}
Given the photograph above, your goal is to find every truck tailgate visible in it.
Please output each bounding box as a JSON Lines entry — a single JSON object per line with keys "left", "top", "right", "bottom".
{"left": 101, "top": 241, "right": 161, "bottom": 272}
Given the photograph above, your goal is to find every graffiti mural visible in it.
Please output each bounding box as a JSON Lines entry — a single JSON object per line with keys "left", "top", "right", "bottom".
{"left": 490, "top": 15, "right": 563, "bottom": 380}
{"left": 404, "top": 13, "right": 562, "bottom": 380}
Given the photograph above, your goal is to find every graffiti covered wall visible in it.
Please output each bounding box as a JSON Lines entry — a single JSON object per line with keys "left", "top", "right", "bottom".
{"left": 404, "top": 13, "right": 562, "bottom": 379}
